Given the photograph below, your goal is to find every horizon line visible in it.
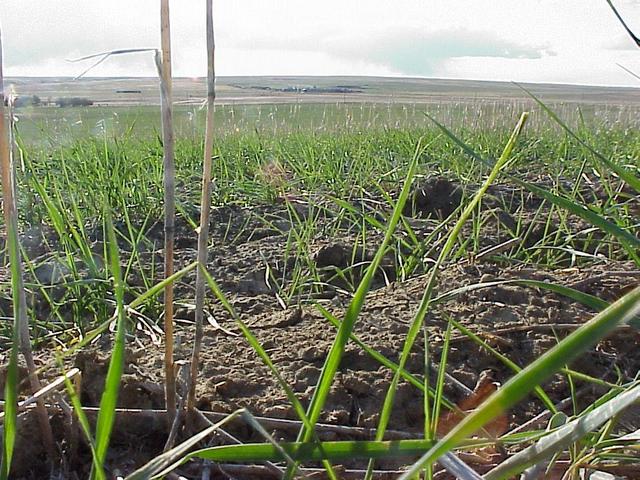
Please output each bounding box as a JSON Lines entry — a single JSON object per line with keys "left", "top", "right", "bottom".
{"left": 5, "top": 74, "right": 640, "bottom": 90}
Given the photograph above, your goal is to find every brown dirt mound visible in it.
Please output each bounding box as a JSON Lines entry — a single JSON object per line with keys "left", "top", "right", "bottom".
{"left": 7, "top": 260, "right": 638, "bottom": 478}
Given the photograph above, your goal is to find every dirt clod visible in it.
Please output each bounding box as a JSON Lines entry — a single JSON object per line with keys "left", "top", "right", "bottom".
{"left": 404, "top": 177, "right": 463, "bottom": 219}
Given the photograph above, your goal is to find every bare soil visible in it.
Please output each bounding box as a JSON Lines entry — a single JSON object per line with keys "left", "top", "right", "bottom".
{"left": 2, "top": 178, "right": 639, "bottom": 479}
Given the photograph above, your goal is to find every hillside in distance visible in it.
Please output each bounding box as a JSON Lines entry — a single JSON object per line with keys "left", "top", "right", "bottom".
{"left": 7, "top": 75, "right": 640, "bottom": 107}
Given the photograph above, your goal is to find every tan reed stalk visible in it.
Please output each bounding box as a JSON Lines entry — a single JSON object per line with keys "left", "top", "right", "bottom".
{"left": 0, "top": 29, "right": 55, "bottom": 460}
{"left": 188, "top": 0, "right": 216, "bottom": 410}
{"left": 159, "top": 0, "right": 177, "bottom": 425}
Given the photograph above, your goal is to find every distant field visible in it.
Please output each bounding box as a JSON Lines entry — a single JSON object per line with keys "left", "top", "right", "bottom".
{"left": 8, "top": 75, "right": 640, "bottom": 106}
{"left": 7, "top": 76, "right": 640, "bottom": 143}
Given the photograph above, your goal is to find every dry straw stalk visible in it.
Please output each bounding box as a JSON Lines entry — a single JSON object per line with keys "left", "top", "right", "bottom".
{"left": 0, "top": 28, "right": 55, "bottom": 460}
{"left": 159, "top": 0, "right": 177, "bottom": 424}
{"left": 188, "top": 0, "right": 216, "bottom": 410}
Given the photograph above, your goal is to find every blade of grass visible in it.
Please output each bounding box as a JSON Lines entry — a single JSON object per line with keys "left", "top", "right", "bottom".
{"left": 515, "top": 83, "right": 640, "bottom": 193}
{"left": 399, "top": 285, "right": 640, "bottom": 479}
{"left": 366, "top": 112, "right": 529, "bottom": 479}
{"left": 240, "top": 409, "right": 296, "bottom": 468}
{"left": 433, "top": 279, "right": 609, "bottom": 312}
{"left": 200, "top": 266, "right": 336, "bottom": 479}
{"left": 423, "top": 326, "right": 433, "bottom": 479}
{"left": 509, "top": 179, "right": 640, "bottom": 259}
{"left": 316, "top": 304, "right": 455, "bottom": 409}
{"left": 604, "top": 0, "right": 640, "bottom": 48}
{"left": 161, "top": 438, "right": 436, "bottom": 469}
{"left": 431, "top": 321, "right": 453, "bottom": 436}
{"left": 0, "top": 218, "right": 19, "bottom": 480}
{"left": 450, "top": 318, "right": 557, "bottom": 412}
{"left": 485, "top": 381, "right": 640, "bottom": 480}
{"left": 425, "top": 112, "right": 640, "bottom": 262}
{"left": 58, "top": 359, "right": 105, "bottom": 480}
{"left": 297, "top": 137, "right": 429, "bottom": 448}
{"left": 92, "top": 210, "right": 127, "bottom": 476}
{"left": 200, "top": 267, "right": 315, "bottom": 433}
{"left": 129, "top": 261, "right": 197, "bottom": 311}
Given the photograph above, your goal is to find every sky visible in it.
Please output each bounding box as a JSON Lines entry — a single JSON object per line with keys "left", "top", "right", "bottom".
{"left": 2, "top": 0, "right": 640, "bottom": 86}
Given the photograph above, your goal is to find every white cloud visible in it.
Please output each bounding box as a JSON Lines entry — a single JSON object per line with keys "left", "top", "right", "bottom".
{"left": 194, "top": 48, "right": 399, "bottom": 77}
{"left": 1, "top": 0, "right": 640, "bottom": 86}
{"left": 321, "top": 28, "right": 552, "bottom": 76}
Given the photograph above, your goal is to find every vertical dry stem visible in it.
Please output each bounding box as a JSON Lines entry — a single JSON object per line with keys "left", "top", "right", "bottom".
{"left": 0, "top": 29, "right": 55, "bottom": 460}
{"left": 188, "top": 0, "right": 216, "bottom": 410}
{"left": 159, "top": 0, "right": 177, "bottom": 424}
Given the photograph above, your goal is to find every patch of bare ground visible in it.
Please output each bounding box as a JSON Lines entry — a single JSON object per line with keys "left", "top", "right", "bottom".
{"left": 1, "top": 175, "right": 638, "bottom": 478}
{"left": 4, "top": 259, "right": 638, "bottom": 478}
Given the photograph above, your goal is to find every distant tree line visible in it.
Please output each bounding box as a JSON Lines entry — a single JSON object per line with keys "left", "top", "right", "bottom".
{"left": 5, "top": 95, "right": 94, "bottom": 108}
{"left": 54, "top": 97, "right": 94, "bottom": 107}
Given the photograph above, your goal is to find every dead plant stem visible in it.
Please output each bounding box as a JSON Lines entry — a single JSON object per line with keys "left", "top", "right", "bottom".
{"left": 159, "top": 0, "right": 177, "bottom": 425}
{"left": 188, "top": 0, "right": 216, "bottom": 410}
{"left": 0, "top": 28, "right": 55, "bottom": 461}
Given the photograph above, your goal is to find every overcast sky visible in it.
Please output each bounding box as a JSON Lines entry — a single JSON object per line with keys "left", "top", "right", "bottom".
{"left": 2, "top": 0, "right": 640, "bottom": 86}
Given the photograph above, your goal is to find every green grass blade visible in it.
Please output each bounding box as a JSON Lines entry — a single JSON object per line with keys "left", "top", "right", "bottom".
{"left": 369, "top": 113, "right": 530, "bottom": 478}
{"left": 0, "top": 221, "right": 20, "bottom": 480}
{"left": 431, "top": 321, "right": 452, "bottom": 435}
{"left": 93, "top": 210, "right": 127, "bottom": 474}
{"left": 425, "top": 112, "right": 640, "bottom": 261}
{"left": 399, "top": 285, "right": 640, "bottom": 479}
{"left": 423, "top": 326, "right": 433, "bottom": 479}
{"left": 484, "top": 382, "right": 640, "bottom": 480}
{"left": 128, "top": 261, "right": 198, "bottom": 310}
{"left": 516, "top": 83, "right": 640, "bottom": 193}
{"left": 199, "top": 266, "right": 335, "bottom": 479}
{"left": 27, "top": 173, "right": 67, "bottom": 239}
{"left": 189, "top": 438, "right": 436, "bottom": 463}
{"left": 510, "top": 178, "right": 640, "bottom": 255}
{"left": 450, "top": 318, "right": 556, "bottom": 412}
{"left": 510, "top": 280, "right": 609, "bottom": 311}
{"left": 434, "top": 279, "right": 609, "bottom": 312}
{"left": 200, "top": 266, "right": 316, "bottom": 436}
{"left": 424, "top": 113, "right": 486, "bottom": 164}
{"left": 0, "top": 248, "right": 20, "bottom": 480}
{"left": 317, "top": 304, "right": 456, "bottom": 410}
{"left": 240, "top": 410, "right": 296, "bottom": 467}
{"left": 58, "top": 359, "right": 105, "bottom": 480}
{"left": 298, "top": 138, "right": 427, "bottom": 443}
{"left": 0, "top": 355, "right": 17, "bottom": 480}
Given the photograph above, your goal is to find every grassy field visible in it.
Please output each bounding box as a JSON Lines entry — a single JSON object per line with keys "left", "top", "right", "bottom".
{"left": 9, "top": 76, "right": 640, "bottom": 148}
{"left": 1, "top": 76, "right": 640, "bottom": 479}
